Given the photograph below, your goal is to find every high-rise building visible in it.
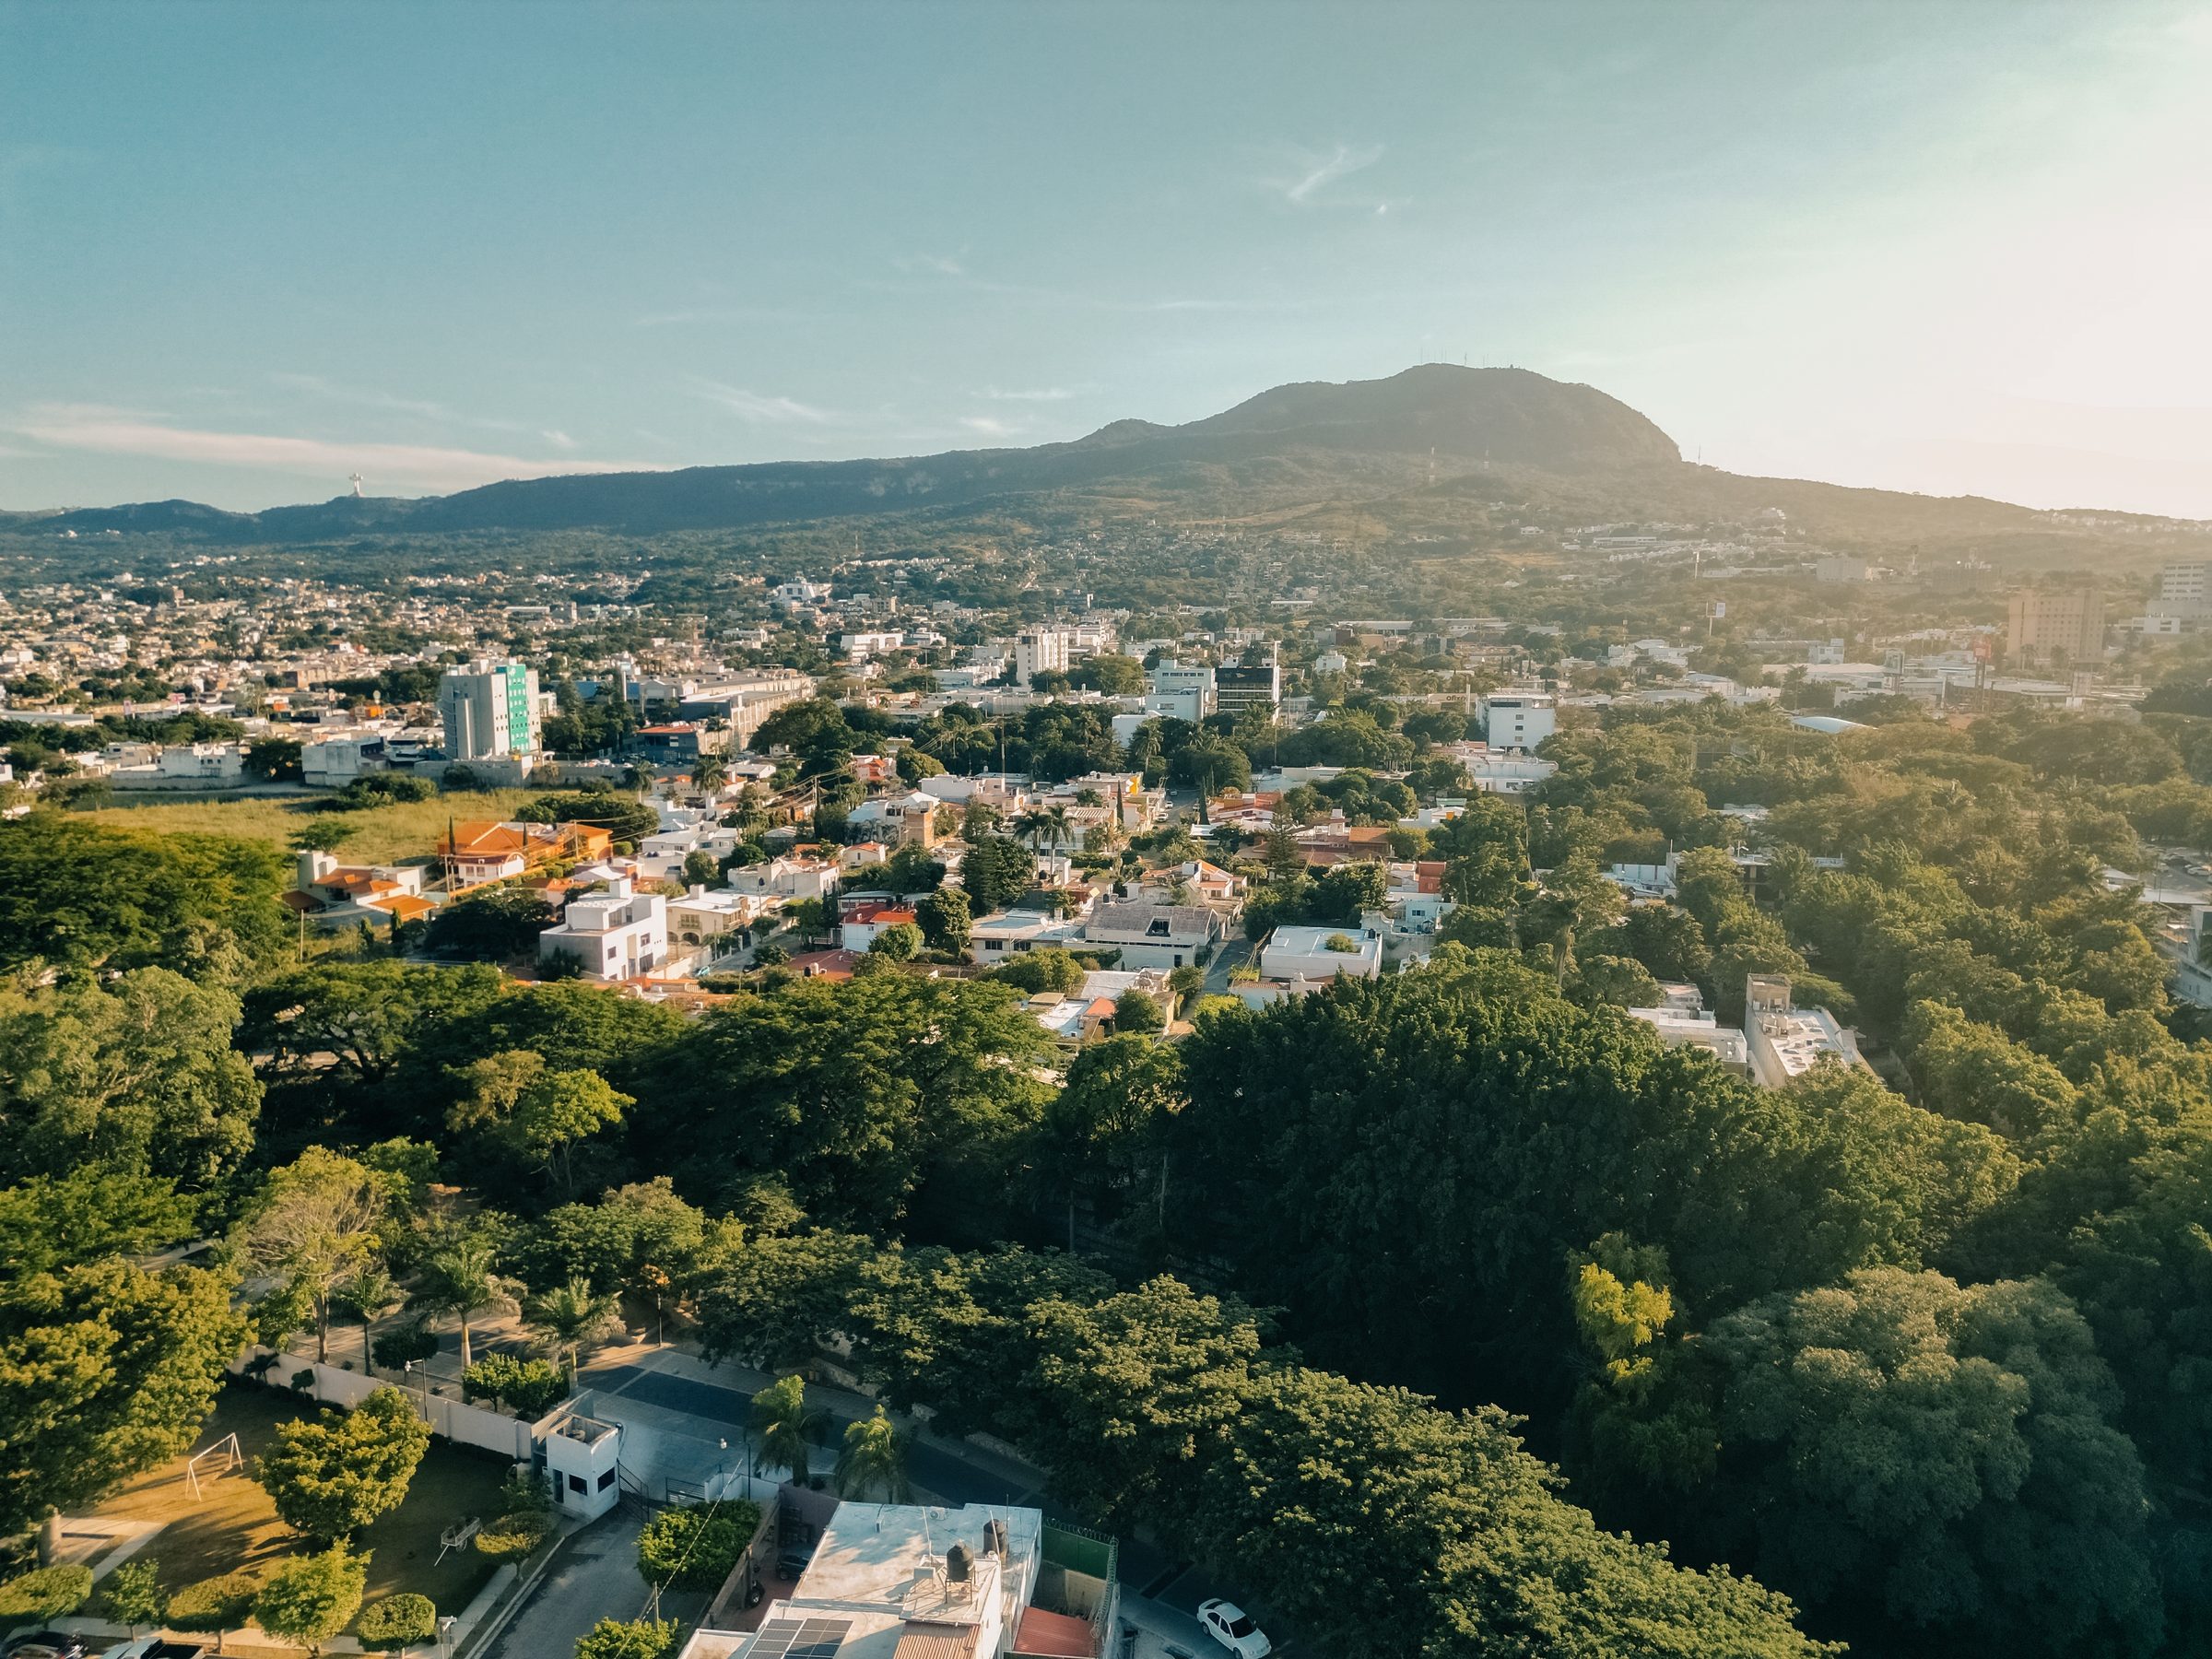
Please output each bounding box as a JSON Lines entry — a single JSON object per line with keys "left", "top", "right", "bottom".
{"left": 1214, "top": 642, "right": 1281, "bottom": 721}
{"left": 2156, "top": 564, "right": 2210, "bottom": 619}
{"left": 1145, "top": 660, "right": 1215, "bottom": 723}
{"left": 1482, "top": 693, "right": 1556, "bottom": 750}
{"left": 1015, "top": 628, "right": 1073, "bottom": 688}
{"left": 438, "top": 658, "right": 541, "bottom": 759}
{"left": 2006, "top": 588, "right": 2104, "bottom": 667}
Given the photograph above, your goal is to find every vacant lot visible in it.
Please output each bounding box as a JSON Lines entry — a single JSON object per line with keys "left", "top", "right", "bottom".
{"left": 91, "top": 1381, "right": 512, "bottom": 1638}
{"left": 88, "top": 787, "right": 546, "bottom": 865}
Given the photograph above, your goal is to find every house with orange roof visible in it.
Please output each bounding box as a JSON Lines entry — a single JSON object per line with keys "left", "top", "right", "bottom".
{"left": 436, "top": 818, "right": 613, "bottom": 886}
{"left": 839, "top": 903, "right": 917, "bottom": 951}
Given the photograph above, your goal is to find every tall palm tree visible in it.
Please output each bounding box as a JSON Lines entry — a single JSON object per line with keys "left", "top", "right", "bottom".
{"left": 522, "top": 1277, "right": 624, "bottom": 1378}
{"left": 335, "top": 1266, "right": 406, "bottom": 1375}
{"left": 1013, "top": 810, "right": 1051, "bottom": 853}
{"left": 748, "top": 1372, "right": 828, "bottom": 1483}
{"left": 692, "top": 752, "right": 728, "bottom": 795}
{"left": 418, "top": 1241, "right": 519, "bottom": 1369}
{"left": 833, "top": 1405, "right": 912, "bottom": 1502}
{"left": 1041, "top": 805, "right": 1073, "bottom": 853}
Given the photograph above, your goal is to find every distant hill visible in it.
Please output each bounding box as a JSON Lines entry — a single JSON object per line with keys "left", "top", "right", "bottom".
{"left": 28, "top": 367, "right": 1684, "bottom": 542}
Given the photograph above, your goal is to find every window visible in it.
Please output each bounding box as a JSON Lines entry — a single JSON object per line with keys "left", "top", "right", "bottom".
{"left": 1147, "top": 919, "right": 1170, "bottom": 937}
{"left": 983, "top": 939, "right": 1004, "bottom": 951}
{"left": 570, "top": 1474, "right": 587, "bottom": 1494}
{"left": 1174, "top": 955, "right": 1183, "bottom": 967}
{"left": 597, "top": 1469, "right": 617, "bottom": 1491}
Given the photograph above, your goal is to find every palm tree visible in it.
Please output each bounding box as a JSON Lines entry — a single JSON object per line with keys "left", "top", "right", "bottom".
{"left": 418, "top": 1241, "right": 519, "bottom": 1369}
{"left": 1041, "top": 805, "right": 1073, "bottom": 853}
{"left": 1013, "top": 810, "right": 1052, "bottom": 853}
{"left": 692, "top": 751, "right": 728, "bottom": 795}
{"left": 749, "top": 1372, "right": 828, "bottom": 1483}
{"left": 335, "top": 1266, "right": 406, "bottom": 1375}
{"left": 523, "top": 1277, "right": 624, "bottom": 1378}
{"left": 833, "top": 1405, "right": 912, "bottom": 1502}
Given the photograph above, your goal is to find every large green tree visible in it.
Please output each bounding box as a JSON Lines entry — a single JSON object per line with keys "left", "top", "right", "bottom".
{"left": 257, "top": 1386, "right": 432, "bottom": 1545}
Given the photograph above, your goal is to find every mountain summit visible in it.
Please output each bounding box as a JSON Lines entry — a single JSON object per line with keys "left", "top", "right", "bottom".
{"left": 41, "top": 367, "right": 1680, "bottom": 540}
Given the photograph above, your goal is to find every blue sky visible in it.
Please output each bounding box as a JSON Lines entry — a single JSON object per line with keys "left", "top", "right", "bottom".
{"left": 4, "top": 1, "right": 2208, "bottom": 515}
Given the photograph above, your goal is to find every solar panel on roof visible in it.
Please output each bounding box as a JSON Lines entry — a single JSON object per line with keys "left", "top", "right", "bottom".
{"left": 748, "top": 1618, "right": 853, "bottom": 1659}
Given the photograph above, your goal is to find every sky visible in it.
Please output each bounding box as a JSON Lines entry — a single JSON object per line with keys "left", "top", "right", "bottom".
{"left": 4, "top": 0, "right": 2209, "bottom": 517}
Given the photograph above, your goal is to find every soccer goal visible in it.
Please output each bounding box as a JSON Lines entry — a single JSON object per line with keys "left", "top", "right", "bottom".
{"left": 186, "top": 1432, "right": 244, "bottom": 1500}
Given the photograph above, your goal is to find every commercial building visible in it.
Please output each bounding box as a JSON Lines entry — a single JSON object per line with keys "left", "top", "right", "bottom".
{"left": 1144, "top": 660, "right": 1215, "bottom": 723}
{"left": 1015, "top": 628, "right": 1073, "bottom": 688}
{"left": 438, "top": 658, "right": 541, "bottom": 759}
{"left": 1482, "top": 693, "right": 1556, "bottom": 751}
{"left": 1213, "top": 642, "right": 1281, "bottom": 720}
{"left": 2006, "top": 588, "right": 2104, "bottom": 667}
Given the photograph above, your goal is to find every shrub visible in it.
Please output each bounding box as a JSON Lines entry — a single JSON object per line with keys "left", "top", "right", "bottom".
{"left": 476, "top": 1511, "right": 551, "bottom": 1562}
{"left": 0, "top": 1563, "right": 94, "bottom": 1620}
{"left": 101, "top": 1557, "right": 166, "bottom": 1633}
{"left": 463, "top": 1354, "right": 566, "bottom": 1416}
{"left": 636, "top": 1501, "right": 759, "bottom": 1593}
{"left": 358, "top": 1591, "right": 438, "bottom": 1652}
{"left": 498, "top": 1465, "right": 553, "bottom": 1516}
{"left": 166, "top": 1570, "right": 260, "bottom": 1641}
{"left": 1324, "top": 933, "right": 1359, "bottom": 953}
{"left": 575, "top": 1618, "right": 677, "bottom": 1659}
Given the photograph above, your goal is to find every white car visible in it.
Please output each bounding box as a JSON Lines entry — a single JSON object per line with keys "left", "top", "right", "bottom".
{"left": 1197, "top": 1599, "right": 1271, "bottom": 1658}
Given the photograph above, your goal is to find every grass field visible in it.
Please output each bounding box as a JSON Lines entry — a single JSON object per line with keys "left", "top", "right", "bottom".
{"left": 88, "top": 788, "right": 547, "bottom": 866}
{"left": 90, "top": 1380, "right": 513, "bottom": 1641}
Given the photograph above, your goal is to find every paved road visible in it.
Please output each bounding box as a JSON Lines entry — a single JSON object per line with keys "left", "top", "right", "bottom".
{"left": 477, "top": 1511, "right": 706, "bottom": 1659}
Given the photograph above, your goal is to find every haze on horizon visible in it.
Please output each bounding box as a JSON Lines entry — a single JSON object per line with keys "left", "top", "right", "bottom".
{"left": 4, "top": 1, "right": 2208, "bottom": 519}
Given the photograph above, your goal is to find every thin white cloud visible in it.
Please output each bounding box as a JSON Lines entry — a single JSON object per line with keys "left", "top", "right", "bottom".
{"left": 543, "top": 429, "right": 579, "bottom": 450}
{"left": 959, "top": 417, "right": 1018, "bottom": 437}
{"left": 894, "top": 253, "right": 967, "bottom": 276}
{"left": 1285, "top": 143, "right": 1384, "bottom": 203}
{"left": 16, "top": 407, "right": 657, "bottom": 492}
{"left": 982, "top": 386, "right": 1075, "bottom": 402}
{"left": 693, "top": 381, "right": 835, "bottom": 425}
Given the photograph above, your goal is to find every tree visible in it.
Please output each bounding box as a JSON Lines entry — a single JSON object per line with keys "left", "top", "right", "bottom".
{"left": 102, "top": 1556, "right": 167, "bottom": 1638}
{"left": 245, "top": 735, "right": 305, "bottom": 782}
{"left": 681, "top": 849, "right": 719, "bottom": 886}
{"left": 371, "top": 1323, "right": 440, "bottom": 1371}
{"left": 358, "top": 1592, "right": 439, "bottom": 1654}
{"left": 690, "top": 752, "right": 728, "bottom": 795}
{"left": 984, "top": 947, "right": 1087, "bottom": 995}
{"left": 915, "top": 886, "right": 971, "bottom": 953}
{"left": 0, "top": 1254, "right": 246, "bottom": 1534}
{"left": 637, "top": 1502, "right": 758, "bottom": 1592}
{"left": 290, "top": 817, "right": 364, "bottom": 854}
{"left": 335, "top": 1266, "right": 407, "bottom": 1373}
{"left": 0, "top": 815, "right": 288, "bottom": 976}
{"left": 232, "top": 1147, "right": 393, "bottom": 1364}
{"left": 869, "top": 921, "right": 923, "bottom": 962}
{"left": 524, "top": 1277, "right": 625, "bottom": 1375}
{"left": 962, "top": 835, "right": 1035, "bottom": 913}
{"left": 574, "top": 1618, "right": 677, "bottom": 1659}
{"left": 256, "top": 1386, "right": 431, "bottom": 1545}
{"left": 835, "top": 1404, "right": 913, "bottom": 1501}
{"left": 510, "top": 1070, "right": 632, "bottom": 1197}
{"left": 417, "top": 1241, "right": 520, "bottom": 1368}
{"left": 895, "top": 747, "right": 946, "bottom": 782}
{"left": 1112, "top": 988, "right": 1166, "bottom": 1032}
{"left": 0, "top": 1166, "right": 194, "bottom": 1276}
{"left": 427, "top": 887, "right": 559, "bottom": 961}
{"left": 749, "top": 1371, "right": 829, "bottom": 1481}
{"left": 253, "top": 1542, "right": 369, "bottom": 1655}
{"left": 0, "top": 967, "right": 264, "bottom": 1190}
{"left": 166, "top": 1571, "right": 259, "bottom": 1651}
{"left": 463, "top": 1353, "right": 567, "bottom": 1416}
{"left": 1704, "top": 1269, "right": 2160, "bottom": 1654}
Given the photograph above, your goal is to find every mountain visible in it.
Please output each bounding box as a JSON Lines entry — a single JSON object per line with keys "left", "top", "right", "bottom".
{"left": 28, "top": 367, "right": 1681, "bottom": 542}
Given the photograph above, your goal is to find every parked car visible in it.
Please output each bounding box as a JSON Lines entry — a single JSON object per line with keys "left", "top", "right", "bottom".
{"left": 3, "top": 1634, "right": 93, "bottom": 1659}
{"left": 1197, "top": 1600, "right": 1271, "bottom": 1659}
{"left": 96, "top": 1642, "right": 205, "bottom": 1659}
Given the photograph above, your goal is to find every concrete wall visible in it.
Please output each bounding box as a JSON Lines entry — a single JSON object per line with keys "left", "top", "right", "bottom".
{"left": 229, "top": 1347, "right": 538, "bottom": 1460}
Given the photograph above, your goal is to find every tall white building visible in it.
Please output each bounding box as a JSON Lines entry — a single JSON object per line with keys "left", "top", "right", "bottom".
{"left": 1145, "top": 660, "right": 1215, "bottom": 723}
{"left": 537, "top": 876, "right": 668, "bottom": 982}
{"left": 438, "top": 659, "right": 541, "bottom": 759}
{"left": 1482, "top": 692, "right": 1555, "bottom": 751}
{"left": 2158, "top": 563, "right": 2211, "bottom": 618}
{"left": 1015, "top": 628, "right": 1074, "bottom": 688}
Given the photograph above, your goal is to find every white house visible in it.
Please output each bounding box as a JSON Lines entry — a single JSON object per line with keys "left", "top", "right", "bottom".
{"left": 1083, "top": 902, "right": 1224, "bottom": 971}
{"left": 538, "top": 876, "right": 669, "bottom": 982}
{"left": 1261, "top": 924, "right": 1384, "bottom": 981}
